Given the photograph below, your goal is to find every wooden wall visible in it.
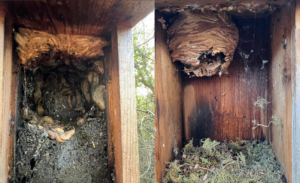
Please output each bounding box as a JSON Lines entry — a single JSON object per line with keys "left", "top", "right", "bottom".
{"left": 292, "top": 0, "right": 300, "bottom": 181}
{"left": 106, "top": 26, "right": 140, "bottom": 183}
{"left": 5, "top": 0, "right": 154, "bottom": 37}
{"left": 183, "top": 16, "right": 271, "bottom": 142}
{"left": 0, "top": 12, "right": 14, "bottom": 183}
{"left": 155, "top": 11, "right": 183, "bottom": 183}
{"left": 269, "top": 2, "right": 295, "bottom": 182}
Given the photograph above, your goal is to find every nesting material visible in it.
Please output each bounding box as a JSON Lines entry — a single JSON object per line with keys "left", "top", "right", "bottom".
{"left": 254, "top": 96, "right": 270, "bottom": 109}
{"left": 22, "top": 108, "right": 75, "bottom": 143}
{"left": 167, "top": 10, "right": 239, "bottom": 77}
{"left": 22, "top": 58, "right": 106, "bottom": 143}
{"left": 163, "top": 139, "right": 285, "bottom": 183}
{"left": 15, "top": 28, "right": 108, "bottom": 67}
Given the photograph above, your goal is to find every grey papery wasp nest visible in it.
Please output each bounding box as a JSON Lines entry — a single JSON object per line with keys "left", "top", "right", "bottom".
{"left": 167, "top": 10, "right": 239, "bottom": 77}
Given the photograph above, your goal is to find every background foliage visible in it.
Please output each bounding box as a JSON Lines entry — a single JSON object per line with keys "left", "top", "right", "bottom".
{"left": 133, "top": 12, "right": 155, "bottom": 183}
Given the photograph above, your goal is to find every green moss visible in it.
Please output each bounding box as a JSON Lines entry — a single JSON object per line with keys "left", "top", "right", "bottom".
{"left": 163, "top": 139, "right": 285, "bottom": 183}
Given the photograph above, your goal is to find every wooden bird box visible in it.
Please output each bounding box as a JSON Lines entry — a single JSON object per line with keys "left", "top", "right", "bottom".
{"left": 0, "top": 1, "right": 153, "bottom": 183}
{"left": 155, "top": 0, "right": 300, "bottom": 182}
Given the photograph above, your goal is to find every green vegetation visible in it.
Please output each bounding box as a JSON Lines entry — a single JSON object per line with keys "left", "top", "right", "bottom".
{"left": 133, "top": 12, "right": 155, "bottom": 183}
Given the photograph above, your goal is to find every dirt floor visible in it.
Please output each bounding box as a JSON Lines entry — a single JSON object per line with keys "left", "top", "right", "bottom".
{"left": 14, "top": 66, "right": 111, "bottom": 183}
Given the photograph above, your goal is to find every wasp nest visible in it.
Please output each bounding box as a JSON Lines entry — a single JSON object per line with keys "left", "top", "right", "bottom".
{"left": 167, "top": 10, "right": 239, "bottom": 77}
{"left": 21, "top": 58, "right": 106, "bottom": 143}
{"left": 15, "top": 28, "right": 108, "bottom": 68}
{"left": 15, "top": 28, "right": 108, "bottom": 143}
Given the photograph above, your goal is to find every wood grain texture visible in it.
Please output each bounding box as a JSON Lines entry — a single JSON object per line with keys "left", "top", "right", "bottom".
{"left": 182, "top": 17, "right": 270, "bottom": 142}
{"left": 3, "top": 0, "right": 153, "bottom": 37}
{"left": 0, "top": 11, "right": 13, "bottom": 183}
{"left": 104, "top": 46, "right": 115, "bottom": 181}
{"left": 293, "top": 0, "right": 300, "bottom": 181}
{"left": 268, "top": 3, "right": 294, "bottom": 182}
{"left": 109, "top": 26, "right": 140, "bottom": 183}
{"left": 5, "top": 17, "right": 16, "bottom": 183}
{"left": 155, "top": 0, "right": 288, "bottom": 9}
{"left": 155, "top": 10, "right": 183, "bottom": 183}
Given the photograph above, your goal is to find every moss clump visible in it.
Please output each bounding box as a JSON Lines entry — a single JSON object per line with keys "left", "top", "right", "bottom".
{"left": 163, "top": 139, "right": 285, "bottom": 183}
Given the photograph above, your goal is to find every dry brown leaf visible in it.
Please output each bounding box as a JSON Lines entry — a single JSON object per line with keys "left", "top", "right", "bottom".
{"left": 48, "top": 130, "right": 56, "bottom": 140}
{"left": 43, "top": 116, "right": 54, "bottom": 124}
{"left": 54, "top": 132, "right": 64, "bottom": 143}
{"left": 60, "top": 129, "right": 75, "bottom": 140}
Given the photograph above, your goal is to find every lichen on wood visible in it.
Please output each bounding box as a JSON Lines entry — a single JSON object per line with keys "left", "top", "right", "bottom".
{"left": 167, "top": 10, "right": 239, "bottom": 77}
{"left": 15, "top": 28, "right": 108, "bottom": 67}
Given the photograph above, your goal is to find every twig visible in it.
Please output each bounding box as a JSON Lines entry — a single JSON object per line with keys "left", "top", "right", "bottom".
{"left": 135, "top": 35, "right": 154, "bottom": 47}
{"left": 134, "top": 46, "right": 154, "bottom": 61}
{"left": 198, "top": 166, "right": 215, "bottom": 173}
{"left": 137, "top": 109, "right": 155, "bottom": 116}
{"left": 252, "top": 121, "right": 275, "bottom": 129}
{"left": 140, "top": 152, "right": 153, "bottom": 178}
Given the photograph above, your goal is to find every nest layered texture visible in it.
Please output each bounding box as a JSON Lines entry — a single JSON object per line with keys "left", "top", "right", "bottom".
{"left": 15, "top": 28, "right": 108, "bottom": 67}
{"left": 168, "top": 11, "right": 239, "bottom": 77}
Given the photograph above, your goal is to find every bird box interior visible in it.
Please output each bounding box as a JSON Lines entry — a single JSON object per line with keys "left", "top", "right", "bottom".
{"left": 155, "top": 0, "right": 294, "bottom": 182}
{"left": 12, "top": 29, "right": 111, "bottom": 183}
{"left": 0, "top": 1, "right": 153, "bottom": 183}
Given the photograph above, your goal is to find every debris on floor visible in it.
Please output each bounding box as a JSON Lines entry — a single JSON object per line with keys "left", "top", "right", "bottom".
{"left": 163, "top": 139, "right": 285, "bottom": 183}
{"left": 14, "top": 28, "right": 111, "bottom": 182}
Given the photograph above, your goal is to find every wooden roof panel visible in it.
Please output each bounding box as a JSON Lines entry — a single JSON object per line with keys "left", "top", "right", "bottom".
{"left": 4, "top": 0, "right": 153, "bottom": 37}
{"left": 155, "top": 0, "right": 288, "bottom": 8}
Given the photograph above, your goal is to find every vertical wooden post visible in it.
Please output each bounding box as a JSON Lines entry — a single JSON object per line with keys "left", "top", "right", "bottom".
{"left": 293, "top": 0, "right": 300, "bottom": 182}
{"left": 0, "top": 11, "right": 13, "bottom": 183}
{"left": 107, "top": 26, "right": 140, "bottom": 183}
{"left": 154, "top": 11, "right": 183, "bottom": 183}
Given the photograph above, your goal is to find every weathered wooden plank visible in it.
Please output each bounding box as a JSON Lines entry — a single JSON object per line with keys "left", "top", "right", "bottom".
{"left": 155, "top": 0, "right": 288, "bottom": 8}
{"left": 0, "top": 11, "right": 13, "bottom": 183}
{"left": 4, "top": 0, "right": 153, "bottom": 37}
{"left": 104, "top": 46, "right": 115, "bottom": 181}
{"left": 269, "top": 3, "right": 294, "bottom": 182}
{"left": 292, "top": 0, "right": 300, "bottom": 182}
{"left": 155, "top": 10, "right": 183, "bottom": 183}
{"left": 109, "top": 26, "right": 140, "bottom": 183}
{"left": 4, "top": 16, "right": 16, "bottom": 182}
{"left": 0, "top": 11, "right": 6, "bottom": 183}
{"left": 182, "top": 17, "right": 270, "bottom": 142}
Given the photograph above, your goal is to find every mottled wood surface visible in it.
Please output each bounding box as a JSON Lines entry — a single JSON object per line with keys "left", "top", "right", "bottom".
{"left": 155, "top": 11, "right": 183, "bottom": 183}
{"left": 182, "top": 17, "right": 271, "bottom": 142}
{"left": 0, "top": 12, "right": 13, "bottom": 183}
{"left": 269, "top": 3, "right": 294, "bottom": 182}
{"left": 156, "top": 0, "right": 288, "bottom": 9}
{"left": 6, "top": 17, "right": 17, "bottom": 182}
{"left": 109, "top": 27, "right": 140, "bottom": 183}
{"left": 293, "top": 1, "right": 300, "bottom": 182}
{"left": 104, "top": 46, "right": 115, "bottom": 182}
{"left": 3, "top": 0, "right": 153, "bottom": 37}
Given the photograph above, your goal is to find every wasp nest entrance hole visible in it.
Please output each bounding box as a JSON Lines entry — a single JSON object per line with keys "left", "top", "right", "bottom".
{"left": 160, "top": 1, "right": 281, "bottom": 78}
{"left": 14, "top": 28, "right": 112, "bottom": 183}
{"left": 166, "top": 10, "right": 239, "bottom": 77}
